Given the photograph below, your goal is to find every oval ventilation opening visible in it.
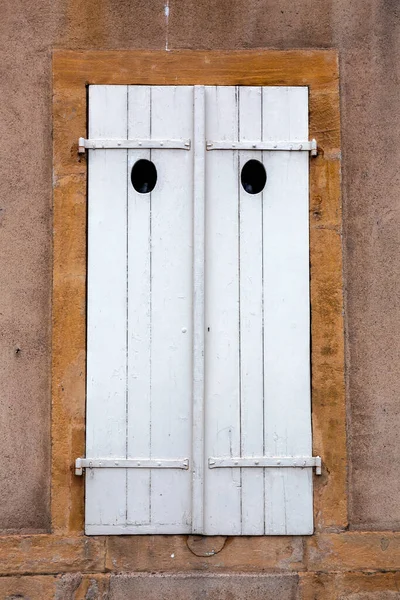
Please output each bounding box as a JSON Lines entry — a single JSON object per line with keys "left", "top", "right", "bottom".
{"left": 131, "top": 159, "right": 157, "bottom": 194}
{"left": 241, "top": 159, "right": 267, "bottom": 195}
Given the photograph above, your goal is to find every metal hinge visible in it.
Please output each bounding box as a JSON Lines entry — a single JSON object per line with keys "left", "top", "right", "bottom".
{"left": 75, "top": 457, "right": 189, "bottom": 476}
{"left": 78, "top": 137, "right": 191, "bottom": 153}
{"left": 206, "top": 139, "right": 318, "bottom": 156}
{"left": 208, "top": 456, "right": 322, "bottom": 475}
{"left": 78, "top": 137, "right": 317, "bottom": 155}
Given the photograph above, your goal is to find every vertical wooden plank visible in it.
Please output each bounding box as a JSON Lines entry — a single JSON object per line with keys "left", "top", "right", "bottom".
{"left": 86, "top": 85, "right": 128, "bottom": 530}
{"left": 149, "top": 86, "right": 193, "bottom": 532}
{"left": 126, "top": 86, "right": 152, "bottom": 527}
{"left": 238, "top": 86, "right": 265, "bottom": 534}
{"left": 262, "top": 87, "right": 313, "bottom": 535}
{"left": 204, "top": 86, "right": 241, "bottom": 535}
{"left": 192, "top": 86, "right": 206, "bottom": 534}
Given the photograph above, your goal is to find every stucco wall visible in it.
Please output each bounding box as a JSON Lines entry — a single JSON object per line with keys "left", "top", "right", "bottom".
{"left": 0, "top": 0, "right": 399, "bottom": 590}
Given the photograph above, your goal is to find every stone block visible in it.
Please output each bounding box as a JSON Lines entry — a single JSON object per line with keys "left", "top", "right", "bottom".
{"left": 108, "top": 573, "right": 299, "bottom": 600}
{"left": 300, "top": 571, "right": 400, "bottom": 599}
{"left": 0, "top": 576, "right": 56, "bottom": 599}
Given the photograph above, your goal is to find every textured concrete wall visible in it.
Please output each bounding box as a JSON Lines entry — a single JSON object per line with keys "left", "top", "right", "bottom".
{"left": 0, "top": 0, "right": 399, "bottom": 535}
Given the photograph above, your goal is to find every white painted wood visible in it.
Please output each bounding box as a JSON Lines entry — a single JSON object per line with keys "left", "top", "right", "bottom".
{"left": 126, "top": 86, "right": 194, "bottom": 532}
{"left": 86, "top": 85, "right": 128, "bottom": 529}
{"left": 85, "top": 523, "right": 191, "bottom": 535}
{"left": 262, "top": 86, "right": 313, "bottom": 534}
{"left": 238, "top": 86, "right": 265, "bottom": 535}
{"left": 126, "top": 85, "right": 152, "bottom": 527}
{"left": 87, "top": 85, "right": 194, "bottom": 534}
{"left": 85, "top": 84, "right": 313, "bottom": 536}
{"left": 192, "top": 86, "right": 206, "bottom": 534}
{"left": 203, "top": 85, "right": 312, "bottom": 536}
{"left": 204, "top": 86, "right": 241, "bottom": 535}
{"left": 148, "top": 86, "right": 193, "bottom": 531}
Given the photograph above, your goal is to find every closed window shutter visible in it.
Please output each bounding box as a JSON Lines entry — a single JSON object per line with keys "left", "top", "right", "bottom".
{"left": 86, "top": 85, "right": 194, "bottom": 534}
{"left": 204, "top": 86, "right": 312, "bottom": 535}
{"left": 85, "top": 85, "right": 314, "bottom": 535}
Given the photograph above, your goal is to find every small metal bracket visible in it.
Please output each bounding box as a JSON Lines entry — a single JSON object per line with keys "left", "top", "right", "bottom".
{"left": 208, "top": 456, "right": 322, "bottom": 475}
{"left": 78, "top": 137, "right": 191, "bottom": 153}
{"left": 206, "top": 139, "right": 318, "bottom": 156}
{"left": 75, "top": 457, "right": 189, "bottom": 476}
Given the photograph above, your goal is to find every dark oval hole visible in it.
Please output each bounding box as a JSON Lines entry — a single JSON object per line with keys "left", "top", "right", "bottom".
{"left": 131, "top": 159, "right": 157, "bottom": 194}
{"left": 241, "top": 159, "right": 267, "bottom": 195}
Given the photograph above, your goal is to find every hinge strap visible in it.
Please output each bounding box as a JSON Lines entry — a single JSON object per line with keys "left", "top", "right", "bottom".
{"left": 208, "top": 456, "right": 322, "bottom": 475}
{"left": 75, "top": 457, "right": 189, "bottom": 476}
{"left": 78, "top": 138, "right": 317, "bottom": 155}
{"left": 78, "top": 137, "right": 191, "bottom": 153}
{"left": 206, "top": 139, "right": 318, "bottom": 156}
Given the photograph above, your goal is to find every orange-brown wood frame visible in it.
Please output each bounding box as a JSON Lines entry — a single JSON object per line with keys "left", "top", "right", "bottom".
{"left": 50, "top": 49, "right": 346, "bottom": 567}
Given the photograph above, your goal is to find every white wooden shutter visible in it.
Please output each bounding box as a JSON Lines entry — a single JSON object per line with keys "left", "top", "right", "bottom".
{"left": 204, "top": 86, "right": 312, "bottom": 535}
{"left": 86, "top": 86, "right": 194, "bottom": 534}
{"left": 84, "top": 85, "right": 316, "bottom": 535}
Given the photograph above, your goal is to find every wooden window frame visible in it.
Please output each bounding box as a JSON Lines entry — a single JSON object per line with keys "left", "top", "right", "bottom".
{"left": 52, "top": 50, "right": 346, "bottom": 543}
